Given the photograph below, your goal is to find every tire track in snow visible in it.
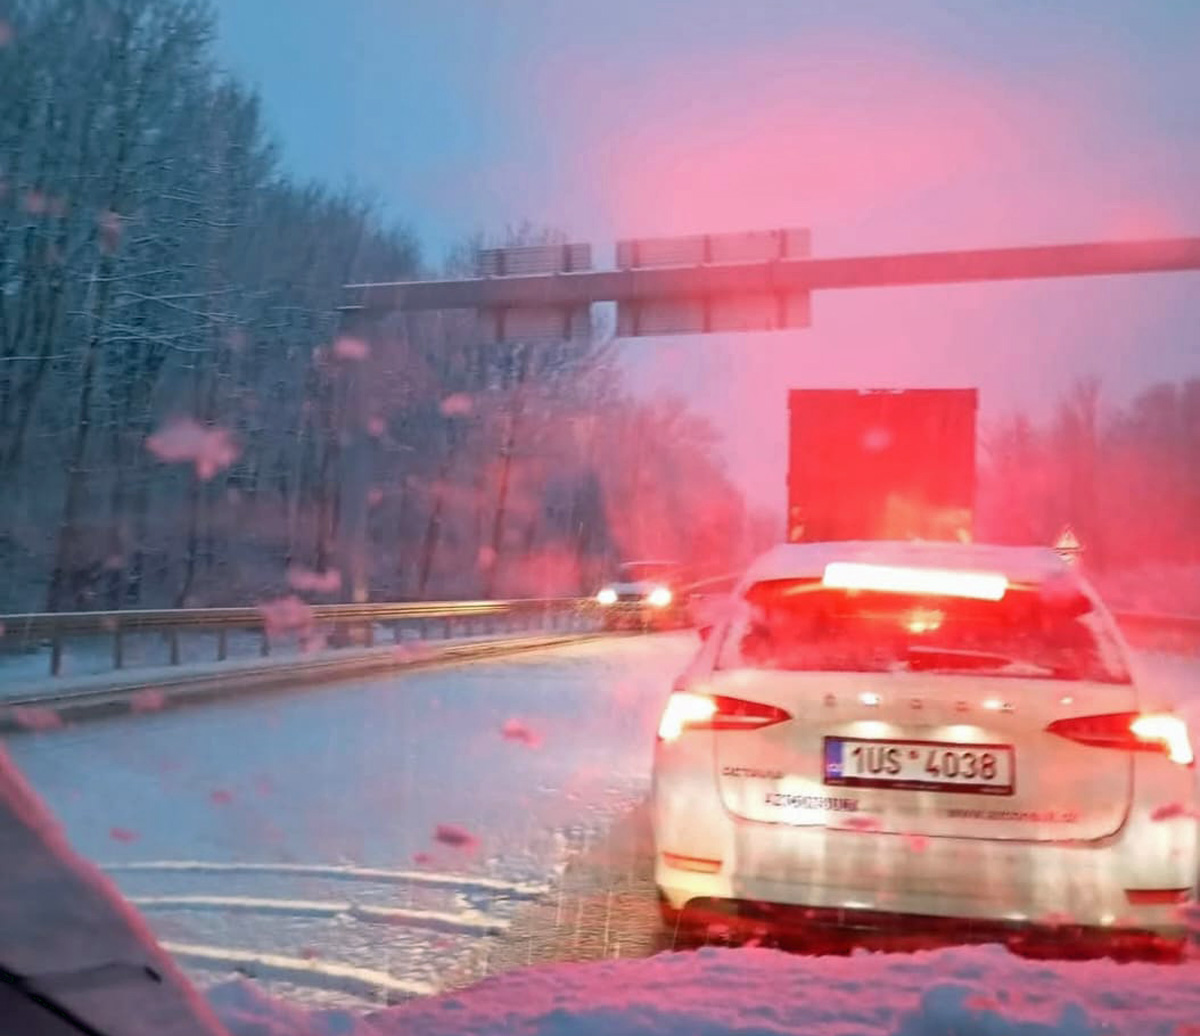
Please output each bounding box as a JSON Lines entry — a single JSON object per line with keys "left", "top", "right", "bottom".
{"left": 102, "top": 859, "right": 549, "bottom": 898}
{"left": 130, "top": 894, "right": 508, "bottom": 935}
{"left": 160, "top": 941, "right": 434, "bottom": 1002}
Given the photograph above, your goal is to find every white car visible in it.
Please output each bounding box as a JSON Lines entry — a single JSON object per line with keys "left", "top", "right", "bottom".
{"left": 652, "top": 541, "right": 1197, "bottom": 957}
{"left": 596, "top": 561, "right": 685, "bottom": 629}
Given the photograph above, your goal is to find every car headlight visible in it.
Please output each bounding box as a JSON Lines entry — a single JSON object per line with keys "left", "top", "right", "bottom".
{"left": 596, "top": 587, "right": 618, "bottom": 606}
{"left": 647, "top": 586, "right": 673, "bottom": 608}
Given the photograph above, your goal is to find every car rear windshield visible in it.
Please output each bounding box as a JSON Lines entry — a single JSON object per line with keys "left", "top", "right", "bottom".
{"left": 716, "top": 578, "right": 1131, "bottom": 684}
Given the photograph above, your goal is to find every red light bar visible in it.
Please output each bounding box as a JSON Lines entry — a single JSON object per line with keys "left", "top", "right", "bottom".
{"left": 822, "top": 562, "right": 1008, "bottom": 601}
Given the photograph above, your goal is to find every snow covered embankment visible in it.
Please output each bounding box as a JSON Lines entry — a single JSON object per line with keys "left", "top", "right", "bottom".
{"left": 211, "top": 942, "right": 1200, "bottom": 1036}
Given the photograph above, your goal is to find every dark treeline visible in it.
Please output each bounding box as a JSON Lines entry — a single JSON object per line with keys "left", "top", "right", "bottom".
{"left": 979, "top": 377, "right": 1200, "bottom": 590}
{"left": 0, "top": 0, "right": 763, "bottom": 612}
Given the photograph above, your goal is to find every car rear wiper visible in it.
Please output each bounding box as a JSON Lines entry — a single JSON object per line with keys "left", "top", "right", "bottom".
{"left": 902, "top": 646, "right": 1055, "bottom": 675}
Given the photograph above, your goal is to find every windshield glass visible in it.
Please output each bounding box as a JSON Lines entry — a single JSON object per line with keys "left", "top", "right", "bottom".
{"left": 1, "top": 0, "right": 1198, "bottom": 1032}
{"left": 717, "top": 579, "right": 1131, "bottom": 683}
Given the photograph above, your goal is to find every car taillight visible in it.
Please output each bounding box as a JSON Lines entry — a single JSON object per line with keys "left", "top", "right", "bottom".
{"left": 657, "top": 691, "right": 790, "bottom": 741}
{"left": 1046, "top": 712, "right": 1194, "bottom": 765}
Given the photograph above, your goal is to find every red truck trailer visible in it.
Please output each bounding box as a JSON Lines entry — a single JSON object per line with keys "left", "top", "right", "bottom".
{"left": 787, "top": 388, "right": 978, "bottom": 543}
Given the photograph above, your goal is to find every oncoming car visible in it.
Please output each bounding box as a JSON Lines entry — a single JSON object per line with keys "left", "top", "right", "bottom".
{"left": 596, "top": 561, "right": 688, "bottom": 630}
{"left": 652, "top": 541, "right": 1198, "bottom": 957}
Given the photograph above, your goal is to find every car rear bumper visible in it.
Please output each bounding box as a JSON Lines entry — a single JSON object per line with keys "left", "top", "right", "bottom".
{"left": 654, "top": 816, "right": 1197, "bottom": 938}
{"left": 658, "top": 894, "right": 1189, "bottom": 959}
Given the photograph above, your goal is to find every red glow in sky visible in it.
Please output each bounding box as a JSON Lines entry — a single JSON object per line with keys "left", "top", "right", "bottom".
{"left": 524, "top": 34, "right": 1200, "bottom": 507}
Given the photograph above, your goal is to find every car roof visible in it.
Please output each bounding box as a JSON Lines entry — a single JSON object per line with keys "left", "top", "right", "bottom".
{"left": 738, "top": 541, "right": 1075, "bottom": 592}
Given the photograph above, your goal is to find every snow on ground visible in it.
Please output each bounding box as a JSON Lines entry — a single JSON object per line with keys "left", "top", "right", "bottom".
{"left": 5, "top": 634, "right": 695, "bottom": 1008}
{"left": 7, "top": 630, "right": 1200, "bottom": 1030}
{"left": 207, "top": 941, "right": 1200, "bottom": 1036}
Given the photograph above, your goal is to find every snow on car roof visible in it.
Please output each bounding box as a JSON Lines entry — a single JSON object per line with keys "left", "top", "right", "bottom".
{"left": 738, "top": 540, "right": 1074, "bottom": 592}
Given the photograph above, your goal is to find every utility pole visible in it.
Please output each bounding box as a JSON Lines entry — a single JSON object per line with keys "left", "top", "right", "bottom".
{"left": 335, "top": 313, "right": 373, "bottom": 605}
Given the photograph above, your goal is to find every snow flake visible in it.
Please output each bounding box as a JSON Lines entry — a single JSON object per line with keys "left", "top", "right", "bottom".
{"left": 0, "top": 20, "right": 13, "bottom": 47}
{"left": 333, "top": 336, "right": 370, "bottom": 361}
{"left": 433, "top": 824, "right": 478, "bottom": 851}
{"left": 367, "top": 416, "right": 387, "bottom": 437}
{"left": 108, "top": 826, "right": 138, "bottom": 844}
{"left": 501, "top": 718, "right": 543, "bottom": 749}
{"left": 286, "top": 566, "right": 342, "bottom": 595}
{"left": 1152, "top": 802, "right": 1200, "bottom": 821}
{"left": 210, "top": 788, "right": 234, "bottom": 806}
{"left": 129, "top": 688, "right": 166, "bottom": 714}
{"left": 146, "top": 417, "right": 238, "bottom": 481}
{"left": 440, "top": 393, "right": 473, "bottom": 417}
{"left": 843, "top": 814, "right": 882, "bottom": 832}
{"left": 10, "top": 705, "right": 63, "bottom": 731}
{"left": 257, "top": 596, "right": 315, "bottom": 638}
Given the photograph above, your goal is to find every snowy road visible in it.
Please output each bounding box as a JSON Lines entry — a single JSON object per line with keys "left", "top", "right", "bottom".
{"left": 4, "top": 633, "right": 697, "bottom": 1007}
{"left": 5, "top": 636, "right": 1198, "bottom": 1011}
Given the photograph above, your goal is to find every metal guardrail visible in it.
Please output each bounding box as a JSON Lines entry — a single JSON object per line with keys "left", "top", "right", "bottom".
{"left": 0, "top": 597, "right": 1195, "bottom": 681}
{"left": 0, "top": 598, "right": 603, "bottom": 677}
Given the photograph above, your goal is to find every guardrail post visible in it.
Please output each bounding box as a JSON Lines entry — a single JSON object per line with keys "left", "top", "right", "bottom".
{"left": 113, "top": 627, "right": 124, "bottom": 669}
{"left": 260, "top": 631, "right": 270, "bottom": 657}
{"left": 218, "top": 628, "right": 228, "bottom": 662}
{"left": 169, "top": 629, "right": 180, "bottom": 666}
{"left": 51, "top": 633, "right": 63, "bottom": 676}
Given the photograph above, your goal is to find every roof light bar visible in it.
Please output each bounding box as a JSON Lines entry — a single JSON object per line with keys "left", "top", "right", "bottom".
{"left": 822, "top": 562, "right": 1008, "bottom": 602}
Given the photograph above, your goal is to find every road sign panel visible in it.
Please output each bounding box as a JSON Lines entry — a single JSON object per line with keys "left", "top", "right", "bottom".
{"left": 474, "top": 243, "right": 593, "bottom": 341}
{"left": 476, "top": 242, "right": 592, "bottom": 277}
{"left": 616, "top": 228, "right": 810, "bottom": 269}
{"left": 615, "top": 228, "right": 811, "bottom": 336}
{"left": 478, "top": 304, "right": 592, "bottom": 343}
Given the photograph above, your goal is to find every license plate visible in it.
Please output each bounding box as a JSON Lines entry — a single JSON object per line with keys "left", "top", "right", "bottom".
{"left": 823, "top": 737, "right": 1015, "bottom": 795}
